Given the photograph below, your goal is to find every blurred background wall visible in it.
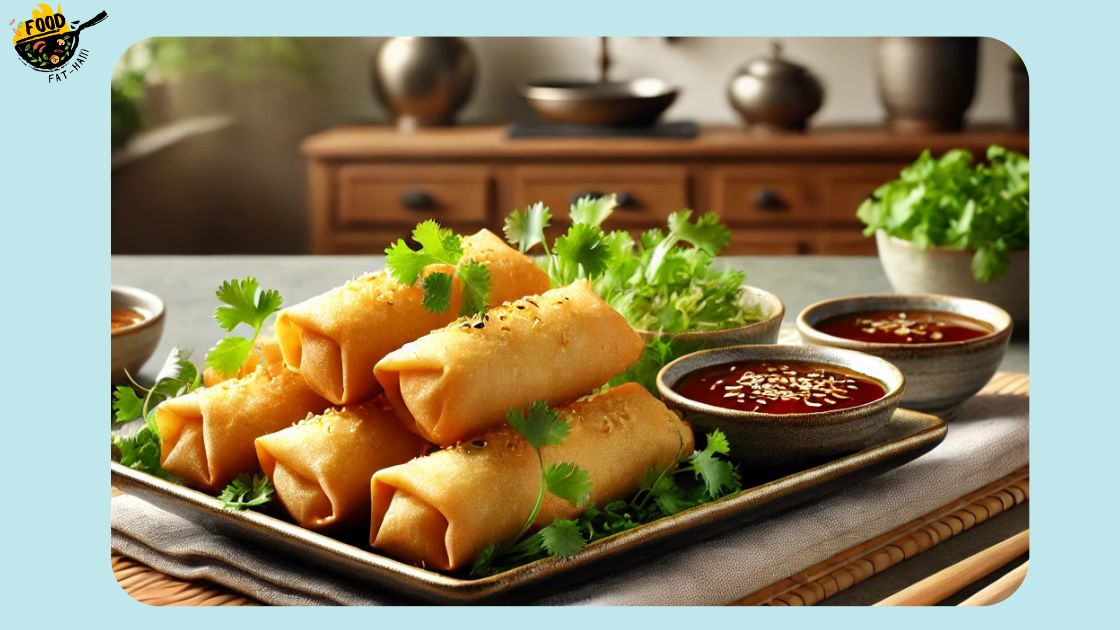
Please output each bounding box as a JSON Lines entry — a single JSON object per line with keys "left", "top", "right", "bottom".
{"left": 111, "top": 37, "right": 1022, "bottom": 255}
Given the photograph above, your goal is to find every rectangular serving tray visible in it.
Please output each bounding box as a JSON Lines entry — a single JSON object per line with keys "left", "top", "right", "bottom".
{"left": 111, "top": 408, "right": 946, "bottom": 604}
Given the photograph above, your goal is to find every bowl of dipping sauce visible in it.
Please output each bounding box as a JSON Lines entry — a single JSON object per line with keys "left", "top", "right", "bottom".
{"left": 657, "top": 344, "right": 904, "bottom": 468}
{"left": 112, "top": 286, "right": 165, "bottom": 384}
{"left": 797, "top": 294, "right": 1012, "bottom": 416}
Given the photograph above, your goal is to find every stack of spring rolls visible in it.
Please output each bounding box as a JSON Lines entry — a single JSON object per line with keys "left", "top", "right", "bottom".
{"left": 152, "top": 229, "right": 695, "bottom": 572}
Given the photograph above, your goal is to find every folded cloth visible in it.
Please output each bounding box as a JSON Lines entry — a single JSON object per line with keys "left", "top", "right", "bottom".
{"left": 111, "top": 376, "right": 1028, "bottom": 606}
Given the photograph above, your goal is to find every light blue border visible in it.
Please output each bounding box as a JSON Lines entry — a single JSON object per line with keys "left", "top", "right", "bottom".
{"left": 0, "top": 0, "right": 1113, "bottom": 625}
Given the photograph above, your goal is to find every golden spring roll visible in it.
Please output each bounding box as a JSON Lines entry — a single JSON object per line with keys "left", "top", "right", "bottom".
{"left": 374, "top": 281, "right": 644, "bottom": 446}
{"left": 275, "top": 229, "right": 549, "bottom": 405}
{"left": 255, "top": 401, "right": 430, "bottom": 530}
{"left": 369, "top": 383, "right": 693, "bottom": 570}
{"left": 156, "top": 367, "right": 331, "bottom": 492}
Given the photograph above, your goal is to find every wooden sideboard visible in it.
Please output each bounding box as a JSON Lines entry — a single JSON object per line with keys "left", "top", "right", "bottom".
{"left": 301, "top": 125, "right": 1028, "bottom": 255}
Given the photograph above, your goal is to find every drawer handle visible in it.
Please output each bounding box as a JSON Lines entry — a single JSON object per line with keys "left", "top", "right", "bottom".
{"left": 569, "top": 190, "right": 640, "bottom": 210}
{"left": 401, "top": 189, "right": 437, "bottom": 211}
{"left": 754, "top": 188, "right": 788, "bottom": 212}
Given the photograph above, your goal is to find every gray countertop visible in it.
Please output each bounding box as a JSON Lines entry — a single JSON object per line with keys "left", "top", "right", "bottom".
{"left": 112, "top": 254, "right": 1027, "bottom": 382}
{"left": 110, "top": 254, "right": 1028, "bottom": 605}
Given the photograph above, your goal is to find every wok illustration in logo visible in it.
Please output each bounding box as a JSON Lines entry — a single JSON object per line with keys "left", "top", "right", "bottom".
{"left": 11, "top": 4, "right": 106, "bottom": 73}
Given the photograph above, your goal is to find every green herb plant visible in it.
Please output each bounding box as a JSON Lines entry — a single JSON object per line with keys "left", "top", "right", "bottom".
{"left": 504, "top": 196, "right": 761, "bottom": 334}
{"left": 471, "top": 427, "right": 741, "bottom": 577}
{"left": 856, "top": 145, "right": 1029, "bottom": 283}
{"left": 111, "top": 347, "right": 203, "bottom": 478}
{"left": 385, "top": 220, "right": 492, "bottom": 318}
{"left": 205, "top": 277, "right": 284, "bottom": 377}
{"left": 218, "top": 473, "right": 275, "bottom": 511}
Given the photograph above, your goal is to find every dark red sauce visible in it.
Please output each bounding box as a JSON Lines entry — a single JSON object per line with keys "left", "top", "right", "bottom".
{"left": 674, "top": 360, "right": 887, "bottom": 414}
{"left": 815, "top": 310, "right": 991, "bottom": 344}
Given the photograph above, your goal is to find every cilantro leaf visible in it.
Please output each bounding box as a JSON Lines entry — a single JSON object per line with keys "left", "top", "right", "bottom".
{"left": 205, "top": 277, "right": 285, "bottom": 377}
{"left": 114, "top": 425, "right": 167, "bottom": 478}
{"left": 218, "top": 473, "right": 274, "bottom": 510}
{"left": 538, "top": 519, "right": 586, "bottom": 559}
{"left": 553, "top": 223, "right": 610, "bottom": 283}
{"left": 112, "top": 386, "right": 144, "bottom": 424}
{"left": 703, "top": 428, "right": 731, "bottom": 456}
{"left": 544, "top": 462, "right": 592, "bottom": 508}
{"left": 506, "top": 401, "right": 570, "bottom": 449}
{"left": 212, "top": 277, "right": 282, "bottom": 332}
{"left": 686, "top": 430, "right": 741, "bottom": 499}
{"left": 384, "top": 220, "right": 464, "bottom": 285}
{"left": 667, "top": 210, "right": 731, "bottom": 254}
{"left": 503, "top": 202, "right": 552, "bottom": 254}
{"left": 569, "top": 194, "right": 616, "bottom": 227}
{"left": 205, "top": 336, "right": 254, "bottom": 378}
{"left": 421, "top": 272, "right": 453, "bottom": 314}
{"left": 457, "top": 261, "right": 491, "bottom": 318}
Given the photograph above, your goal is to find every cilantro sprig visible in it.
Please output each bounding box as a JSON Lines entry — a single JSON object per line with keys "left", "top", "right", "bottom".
{"left": 385, "top": 220, "right": 492, "bottom": 318}
{"left": 503, "top": 196, "right": 761, "bottom": 333}
{"left": 111, "top": 347, "right": 203, "bottom": 478}
{"left": 470, "top": 402, "right": 593, "bottom": 575}
{"left": 205, "top": 277, "right": 284, "bottom": 377}
{"left": 857, "top": 145, "right": 1029, "bottom": 283}
{"left": 470, "top": 428, "right": 741, "bottom": 577}
{"left": 218, "top": 473, "right": 274, "bottom": 510}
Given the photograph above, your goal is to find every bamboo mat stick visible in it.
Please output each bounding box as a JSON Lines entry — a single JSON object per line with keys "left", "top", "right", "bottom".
{"left": 874, "top": 530, "right": 1028, "bottom": 606}
{"left": 958, "top": 561, "right": 1028, "bottom": 606}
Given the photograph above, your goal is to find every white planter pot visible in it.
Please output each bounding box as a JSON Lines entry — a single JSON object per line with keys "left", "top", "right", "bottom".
{"left": 874, "top": 231, "right": 1029, "bottom": 324}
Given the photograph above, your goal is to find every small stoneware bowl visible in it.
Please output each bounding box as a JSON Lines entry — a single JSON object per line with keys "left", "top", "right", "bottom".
{"left": 111, "top": 286, "right": 165, "bottom": 384}
{"left": 637, "top": 285, "right": 785, "bottom": 348}
{"left": 657, "top": 344, "right": 904, "bottom": 468}
{"left": 796, "top": 294, "right": 1012, "bottom": 417}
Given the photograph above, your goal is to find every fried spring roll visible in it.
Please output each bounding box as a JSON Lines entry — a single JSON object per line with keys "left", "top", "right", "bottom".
{"left": 374, "top": 281, "right": 644, "bottom": 446}
{"left": 156, "top": 367, "right": 330, "bottom": 492}
{"left": 255, "top": 402, "right": 430, "bottom": 530}
{"left": 274, "top": 229, "right": 549, "bottom": 405}
{"left": 369, "top": 383, "right": 693, "bottom": 570}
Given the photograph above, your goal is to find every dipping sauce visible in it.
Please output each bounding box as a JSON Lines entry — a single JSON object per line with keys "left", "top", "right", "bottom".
{"left": 111, "top": 306, "right": 147, "bottom": 331}
{"left": 814, "top": 310, "right": 991, "bottom": 344}
{"left": 673, "top": 360, "right": 887, "bottom": 414}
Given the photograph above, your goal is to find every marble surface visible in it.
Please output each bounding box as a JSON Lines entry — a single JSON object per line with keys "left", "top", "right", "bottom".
{"left": 111, "top": 254, "right": 1028, "bottom": 383}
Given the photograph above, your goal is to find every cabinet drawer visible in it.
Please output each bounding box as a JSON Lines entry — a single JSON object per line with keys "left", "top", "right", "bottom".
{"left": 727, "top": 229, "right": 812, "bottom": 255}
{"left": 817, "top": 164, "right": 907, "bottom": 221}
{"left": 512, "top": 166, "right": 689, "bottom": 228}
{"left": 336, "top": 165, "right": 490, "bottom": 227}
{"left": 815, "top": 228, "right": 878, "bottom": 255}
{"left": 712, "top": 166, "right": 813, "bottom": 225}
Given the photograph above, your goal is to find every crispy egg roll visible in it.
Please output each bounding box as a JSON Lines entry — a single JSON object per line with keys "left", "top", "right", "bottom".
{"left": 255, "top": 401, "right": 430, "bottom": 530}
{"left": 374, "top": 280, "right": 644, "bottom": 446}
{"left": 370, "top": 383, "right": 693, "bottom": 570}
{"left": 156, "top": 367, "right": 331, "bottom": 492}
{"left": 275, "top": 229, "right": 549, "bottom": 405}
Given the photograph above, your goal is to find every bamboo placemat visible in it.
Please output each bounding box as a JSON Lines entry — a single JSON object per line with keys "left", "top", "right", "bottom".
{"left": 112, "top": 372, "right": 1029, "bottom": 606}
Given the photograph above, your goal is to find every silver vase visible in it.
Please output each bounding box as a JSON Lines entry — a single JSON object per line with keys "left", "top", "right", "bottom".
{"left": 874, "top": 37, "right": 978, "bottom": 133}
{"left": 372, "top": 37, "right": 477, "bottom": 130}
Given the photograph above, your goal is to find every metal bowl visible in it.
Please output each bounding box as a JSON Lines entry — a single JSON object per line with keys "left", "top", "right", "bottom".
{"left": 522, "top": 78, "right": 679, "bottom": 127}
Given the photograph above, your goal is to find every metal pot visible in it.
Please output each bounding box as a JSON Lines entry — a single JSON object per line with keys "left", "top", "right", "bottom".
{"left": 372, "top": 37, "right": 476, "bottom": 130}
{"left": 727, "top": 42, "right": 824, "bottom": 132}
{"left": 875, "top": 37, "right": 978, "bottom": 133}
